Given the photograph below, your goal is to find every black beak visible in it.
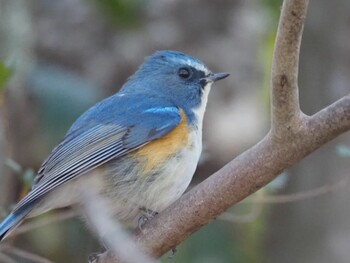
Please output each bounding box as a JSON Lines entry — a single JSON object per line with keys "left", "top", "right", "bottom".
{"left": 206, "top": 72, "right": 230, "bottom": 82}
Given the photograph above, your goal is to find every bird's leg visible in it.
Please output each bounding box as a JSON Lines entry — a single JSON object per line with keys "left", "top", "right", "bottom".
{"left": 88, "top": 252, "right": 101, "bottom": 263}
{"left": 169, "top": 247, "right": 177, "bottom": 258}
{"left": 138, "top": 207, "right": 158, "bottom": 231}
{"left": 137, "top": 207, "right": 178, "bottom": 256}
{"left": 88, "top": 244, "right": 108, "bottom": 263}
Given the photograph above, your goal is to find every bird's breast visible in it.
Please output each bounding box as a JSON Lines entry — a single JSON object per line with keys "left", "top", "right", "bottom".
{"left": 102, "top": 109, "right": 202, "bottom": 225}
{"left": 127, "top": 125, "right": 201, "bottom": 219}
{"left": 133, "top": 109, "right": 191, "bottom": 174}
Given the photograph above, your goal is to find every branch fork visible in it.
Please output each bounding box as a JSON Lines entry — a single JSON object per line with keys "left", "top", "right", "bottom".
{"left": 85, "top": 0, "right": 350, "bottom": 262}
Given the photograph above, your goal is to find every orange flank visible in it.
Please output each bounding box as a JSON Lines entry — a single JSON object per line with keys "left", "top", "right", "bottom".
{"left": 135, "top": 109, "right": 189, "bottom": 173}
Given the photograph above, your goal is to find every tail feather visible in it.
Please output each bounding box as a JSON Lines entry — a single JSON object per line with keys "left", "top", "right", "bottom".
{"left": 0, "top": 205, "right": 33, "bottom": 241}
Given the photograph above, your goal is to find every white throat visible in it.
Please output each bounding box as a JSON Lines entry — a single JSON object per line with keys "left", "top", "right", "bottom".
{"left": 192, "top": 83, "right": 212, "bottom": 131}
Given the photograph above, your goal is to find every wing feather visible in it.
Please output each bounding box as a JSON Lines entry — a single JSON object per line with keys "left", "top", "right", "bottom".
{"left": 13, "top": 106, "right": 181, "bottom": 213}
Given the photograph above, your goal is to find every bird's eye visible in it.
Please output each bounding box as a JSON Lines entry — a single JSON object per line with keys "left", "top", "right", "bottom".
{"left": 178, "top": 67, "right": 192, "bottom": 79}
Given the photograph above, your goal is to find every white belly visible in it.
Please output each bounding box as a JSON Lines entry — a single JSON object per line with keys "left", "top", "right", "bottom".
{"left": 103, "top": 128, "right": 203, "bottom": 226}
{"left": 144, "top": 131, "right": 202, "bottom": 211}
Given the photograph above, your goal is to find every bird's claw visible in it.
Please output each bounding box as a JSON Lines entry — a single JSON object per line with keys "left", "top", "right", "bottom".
{"left": 138, "top": 207, "right": 158, "bottom": 231}
{"left": 168, "top": 247, "right": 177, "bottom": 258}
{"left": 88, "top": 253, "right": 99, "bottom": 263}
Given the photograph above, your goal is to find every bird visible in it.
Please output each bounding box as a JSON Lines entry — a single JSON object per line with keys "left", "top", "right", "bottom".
{"left": 0, "top": 50, "right": 229, "bottom": 241}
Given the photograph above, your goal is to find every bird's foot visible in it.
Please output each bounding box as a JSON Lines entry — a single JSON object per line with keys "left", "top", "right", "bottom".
{"left": 88, "top": 246, "right": 107, "bottom": 263}
{"left": 138, "top": 207, "right": 158, "bottom": 231}
{"left": 168, "top": 247, "right": 177, "bottom": 258}
{"left": 88, "top": 252, "right": 99, "bottom": 263}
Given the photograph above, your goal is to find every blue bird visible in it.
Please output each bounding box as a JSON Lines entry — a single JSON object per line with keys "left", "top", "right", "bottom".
{"left": 0, "top": 50, "right": 229, "bottom": 241}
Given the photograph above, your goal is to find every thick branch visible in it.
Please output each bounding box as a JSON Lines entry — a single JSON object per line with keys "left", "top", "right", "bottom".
{"left": 92, "top": 0, "right": 350, "bottom": 262}
{"left": 307, "top": 94, "right": 350, "bottom": 144}
{"left": 271, "top": 0, "right": 309, "bottom": 132}
{"left": 98, "top": 94, "right": 349, "bottom": 262}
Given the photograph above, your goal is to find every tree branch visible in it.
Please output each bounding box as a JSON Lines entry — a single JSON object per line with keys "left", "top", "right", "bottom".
{"left": 89, "top": 0, "right": 350, "bottom": 261}
{"left": 271, "top": 0, "right": 308, "bottom": 130}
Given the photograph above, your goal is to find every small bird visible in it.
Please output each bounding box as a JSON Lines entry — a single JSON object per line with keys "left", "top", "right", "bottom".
{"left": 0, "top": 50, "right": 229, "bottom": 241}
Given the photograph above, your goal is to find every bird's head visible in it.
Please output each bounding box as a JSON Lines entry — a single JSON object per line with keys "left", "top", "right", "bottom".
{"left": 122, "top": 50, "right": 229, "bottom": 123}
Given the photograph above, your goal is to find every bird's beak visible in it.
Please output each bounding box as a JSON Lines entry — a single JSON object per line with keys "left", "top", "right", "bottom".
{"left": 205, "top": 72, "right": 230, "bottom": 82}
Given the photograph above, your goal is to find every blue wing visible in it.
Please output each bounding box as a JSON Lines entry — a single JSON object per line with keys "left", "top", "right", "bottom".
{"left": 13, "top": 94, "right": 182, "bottom": 213}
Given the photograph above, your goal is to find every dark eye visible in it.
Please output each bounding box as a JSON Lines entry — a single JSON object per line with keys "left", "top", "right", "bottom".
{"left": 178, "top": 67, "right": 192, "bottom": 79}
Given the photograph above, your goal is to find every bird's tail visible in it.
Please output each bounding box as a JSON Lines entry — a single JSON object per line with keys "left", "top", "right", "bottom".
{"left": 0, "top": 205, "right": 33, "bottom": 241}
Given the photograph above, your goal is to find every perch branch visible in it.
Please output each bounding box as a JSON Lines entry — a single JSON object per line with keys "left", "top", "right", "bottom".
{"left": 88, "top": 0, "right": 350, "bottom": 261}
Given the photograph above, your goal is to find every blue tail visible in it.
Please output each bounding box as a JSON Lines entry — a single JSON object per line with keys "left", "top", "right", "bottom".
{"left": 0, "top": 205, "right": 33, "bottom": 241}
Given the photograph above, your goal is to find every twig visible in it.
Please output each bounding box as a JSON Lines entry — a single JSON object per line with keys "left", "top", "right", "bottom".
{"left": 219, "top": 191, "right": 264, "bottom": 224}
{"left": 0, "top": 253, "right": 17, "bottom": 263}
{"left": 256, "top": 177, "right": 347, "bottom": 204}
{"left": 1, "top": 245, "right": 54, "bottom": 263}
{"left": 220, "top": 177, "right": 347, "bottom": 223}
{"left": 12, "top": 209, "right": 78, "bottom": 237}
{"left": 79, "top": 184, "right": 155, "bottom": 263}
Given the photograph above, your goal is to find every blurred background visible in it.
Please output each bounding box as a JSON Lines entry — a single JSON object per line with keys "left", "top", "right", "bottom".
{"left": 0, "top": 0, "right": 349, "bottom": 262}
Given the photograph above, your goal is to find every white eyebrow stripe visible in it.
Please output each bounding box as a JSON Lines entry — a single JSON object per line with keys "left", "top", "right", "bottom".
{"left": 177, "top": 58, "right": 210, "bottom": 75}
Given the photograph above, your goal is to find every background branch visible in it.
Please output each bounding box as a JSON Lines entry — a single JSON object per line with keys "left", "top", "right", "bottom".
{"left": 0, "top": 245, "right": 54, "bottom": 263}
{"left": 79, "top": 183, "right": 155, "bottom": 263}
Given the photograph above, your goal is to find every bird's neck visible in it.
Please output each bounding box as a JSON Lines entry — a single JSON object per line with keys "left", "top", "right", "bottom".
{"left": 186, "top": 84, "right": 212, "bottom": 130}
